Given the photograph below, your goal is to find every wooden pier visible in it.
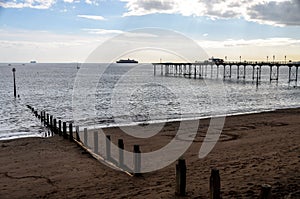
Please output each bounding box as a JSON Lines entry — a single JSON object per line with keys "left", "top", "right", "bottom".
{"left": 153, "top": 61, "right": 300, "bottom": 86}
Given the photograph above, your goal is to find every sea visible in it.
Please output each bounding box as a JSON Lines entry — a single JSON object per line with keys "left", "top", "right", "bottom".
{"left": 0, "top": 63, "right": 299, "bottom": 140}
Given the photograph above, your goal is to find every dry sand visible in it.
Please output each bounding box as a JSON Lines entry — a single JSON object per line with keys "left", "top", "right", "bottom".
{"left": 0, "top": 108, "right": 299, "bottom": 198}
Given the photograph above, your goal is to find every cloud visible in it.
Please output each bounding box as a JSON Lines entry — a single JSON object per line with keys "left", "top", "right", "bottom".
{"left": 0, "top": 0, "right": 56, "bottom": 9}
{"left": 121, "top": 0, "right": 300, "bottom": 26}
{"left": 77, "top": 14, "right": 106, "bottom": 21}
{"left": 83, "top": 28, "right": 124, "bottom": 34}
{"left": 0, "top": 0, "right": 100, "bottom": 9}
{"left": 247, "top": 0, "right": 300, "bottom": 26}
{"left": 197, "top": 37, "right": 300, "bottom": 49}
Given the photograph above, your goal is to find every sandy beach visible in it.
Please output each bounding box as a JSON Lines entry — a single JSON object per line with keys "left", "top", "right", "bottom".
{"left": 0, "top": 108, "right": 299, "bottom": 198}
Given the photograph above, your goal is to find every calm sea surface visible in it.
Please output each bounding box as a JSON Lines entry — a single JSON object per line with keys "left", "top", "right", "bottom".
{"left": 0, "top": 63, "right": 299, "bottom": 140}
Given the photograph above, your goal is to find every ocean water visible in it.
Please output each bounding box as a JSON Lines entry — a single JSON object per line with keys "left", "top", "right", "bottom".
{"left": 0, "top": 63, "right": 299, "bottom": 140}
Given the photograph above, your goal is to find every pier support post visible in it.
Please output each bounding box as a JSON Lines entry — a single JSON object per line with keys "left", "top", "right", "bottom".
{"left": 118, "top": 139, "right": 124, "bottom": 167}
{"left": 296, "top": 66, "right": 299, "bottom": 86}
{"left": 153, "top": 64, "right": 156, "bottom": 76}
{"left": 133, "top": 145, "right": 141, "bottom": 176}
{"left": 259, "top": 184, "right": 272, "bottom": 199}
{"left": 175, "top": 158, "right": 186, "bottom": 196}
{"left": 106, "top": 135, "right": 111, "bottom": 160}
{"left": 288, "top": 66, "right": 292, "bottom": 83}
{"left": 210, "top": 168, "right": 221, "bottom": 199}
{"left": 94, "top": 131, "right": 98, "bottom": 154}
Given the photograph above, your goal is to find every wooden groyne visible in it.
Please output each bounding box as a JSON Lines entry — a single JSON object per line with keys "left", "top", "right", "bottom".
{"left": 153, "top": 61, "right": 300, "bottom": 86}
{"left": 26, "top": 105, "right": 137, "bottom": 176}
{"left": 26, "top": 104, "right": 279, "bottom": 198}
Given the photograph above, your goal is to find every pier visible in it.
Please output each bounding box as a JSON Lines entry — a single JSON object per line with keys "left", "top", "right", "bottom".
{"left": 153, "top": 61, "right": 300, "bottom": 86}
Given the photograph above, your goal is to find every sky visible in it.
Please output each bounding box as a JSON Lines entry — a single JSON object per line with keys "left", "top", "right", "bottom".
{"left": 0, "top": 0, "right": 300, "bottom": 63}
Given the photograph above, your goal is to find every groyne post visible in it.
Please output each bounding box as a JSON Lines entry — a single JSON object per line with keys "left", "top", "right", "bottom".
{"left": 259, "top": 184, "right": 272, "bottom": 199}
{"left": 75, "top": 126, "right": 80, "bottom": 141}
{"left": 175, "top": 158, "right": 186, "bottom": 196}
{"left": 53, "top": 119, "right": 57, "bottom": 134}
{"left": 58, "top": 120, "right": 62, "bottom": 136}
{"left": 106, "top": 135, "right": 111, "bottom": 160}
{"left": 69, "top": 123, "right": 73, "bottom": 141}
{"left": 210, "top": 168, "right": 221, "bottom": 199}
{"left": 118, "top": 139, "right": 124, "bottom": 167}
{"left": 83, "top": 128, "right": 87, "bottom": 146}
{"left": 133, "top": 145, "right": 141, "bottom": 176}
{"left": 50, "top": 115, "right": 53, "bottom": 132}
{"left": 63, "top": 122, "right": 67, "bottom": 139}
{"left": 46, "top": 114, "right": 49, "bottom": 127}
{"left": 94, "top": 131, "right": 98, "bottom": 154}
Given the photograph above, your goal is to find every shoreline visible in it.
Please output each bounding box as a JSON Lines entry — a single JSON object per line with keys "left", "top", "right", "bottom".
{"left": 0, "top": 107, "right": 299, "bottom": 198}
{"left": 65, "top": 105, "right": 300, "bottom": 132}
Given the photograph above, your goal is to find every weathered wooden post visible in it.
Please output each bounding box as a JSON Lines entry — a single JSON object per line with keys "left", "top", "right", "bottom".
{"left": 259, "top": 184, "right": 272, "bottom": 199}
{"left": 40, "top": 111, "right": 43, "bottom": 123}
{"left": 118, "top": 139, "right": 124, "bottom": 167}
{"left": 210, "top": 168, "right": 221, "bottom": 199}
{"left": 106, "top": 135, "right": 111, "bottom": 160}
{"left": 53, "top": 119, "right": 57, "bottom": 134}
{"left": 94, "top": 131, "right": 98, "bottom": 154}
{"left": 58, "top": 120, "right": 62, "bottom": 136}
{"left": 75, "top": 126, "right": 80, "bottom": 141}
{"left": 12, "top": 68, "right": 16, "bottom": 98}
{"left": 133, "top": 145, "right": 141, "bottom": 176}
{"left": 69, "top": 123, "right": 73, "bottom": 141}
{"left": 256, "top": 66, "right": 260, "bottom": 88}
{"left": 46, "top": 114, "right": 49, "bottom": 127}
{"left": 175, "top": 158, "right": 186, "bottom": 196}
{"left": 50, "top": 115, "right": 53, "bottom": 131}
{"left": 83, "top": 128, "right": 88, "bottom": 146}
{"left": 63, "top": 122, "right": 67, "bottom": 139}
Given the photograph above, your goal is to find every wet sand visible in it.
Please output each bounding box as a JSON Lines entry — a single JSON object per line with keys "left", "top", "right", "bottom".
{"left": 0, "top": 108, "right": 299, "bottom": 198}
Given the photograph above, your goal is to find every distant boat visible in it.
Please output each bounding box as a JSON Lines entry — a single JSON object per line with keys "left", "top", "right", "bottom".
{"left": 30, "top": 61, "right": 37, "bottom": 63}
{"left": 116, "top": 59, "right": 138, "bottom": 64}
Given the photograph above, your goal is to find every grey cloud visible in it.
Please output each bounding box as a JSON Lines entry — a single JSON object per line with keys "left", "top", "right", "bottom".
{"left": 133, "top": 0, "right": 175, "bottom": 11}
{"left": 248, "top": 0, "right": 300, "bottom": 26}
